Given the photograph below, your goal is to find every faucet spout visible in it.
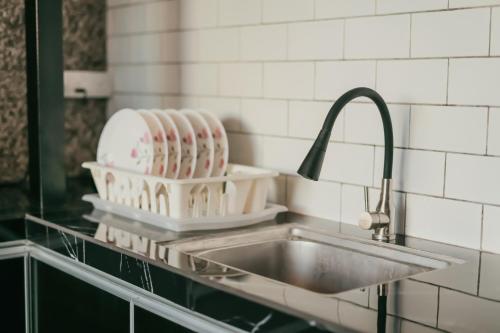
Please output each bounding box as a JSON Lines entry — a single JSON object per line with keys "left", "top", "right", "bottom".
{"left": 297, "top": 87, "right": 395, "bottom": 241}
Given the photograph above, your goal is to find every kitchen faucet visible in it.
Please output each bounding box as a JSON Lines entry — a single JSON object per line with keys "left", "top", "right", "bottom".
{"left": 297, "top": 87, "right": 395, "bottom": 241}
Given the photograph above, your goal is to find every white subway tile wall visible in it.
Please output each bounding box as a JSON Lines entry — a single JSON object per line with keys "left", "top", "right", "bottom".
{"left": 107, "top": 0, "right": 500, "bottom": 254}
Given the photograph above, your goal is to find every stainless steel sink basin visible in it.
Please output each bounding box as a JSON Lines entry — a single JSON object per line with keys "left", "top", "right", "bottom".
{"left": 171, "top": 224, "right": 462, "bottom": 295}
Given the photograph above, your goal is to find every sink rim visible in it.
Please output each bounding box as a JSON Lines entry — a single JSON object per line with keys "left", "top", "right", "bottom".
{"left": 167, "top": 223, "right": 466, "bottom": 295}
{"left": 196, "top": 238, "right": 442, "bottom": 294}
{"left": 170, "top": 223, "right": 465, "bottom": 266}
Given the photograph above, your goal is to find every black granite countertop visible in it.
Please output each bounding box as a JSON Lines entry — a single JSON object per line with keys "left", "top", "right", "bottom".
{"left": 3, "top": 179, "right": 500, "bottom": 332}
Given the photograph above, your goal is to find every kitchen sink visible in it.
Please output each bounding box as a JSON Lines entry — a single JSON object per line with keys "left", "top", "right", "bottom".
{"left": 171, "top": 224, "right": 463, "bottom": 295}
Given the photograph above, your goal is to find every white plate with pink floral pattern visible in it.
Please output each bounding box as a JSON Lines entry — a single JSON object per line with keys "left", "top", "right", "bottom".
{"left": 181, "top": 109, "right": 215, "bottom": 178}
{"left": 138, "top": 110, "right": 167, "bottom": 177}
{"left": 198, "top": 110, "right": 229, "bottom": 177}
{"left": 151, "top": 109, "right": 181, "bottom": 179}
{"left": 165, "top": 110, "right": 197, "bottom": 179}
{"left": 97, "top": 109, "right": 154, "bottom": 174}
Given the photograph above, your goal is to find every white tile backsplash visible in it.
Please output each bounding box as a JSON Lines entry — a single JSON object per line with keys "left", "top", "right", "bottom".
{"left": 479, "top": 252, "right": 500, "bottom": 300}
{"left": 198, "top": 97, "right": 241, "bottom": 131}
{"left": 288, "top": 100, "right": 343, "bottom": 141}
{"left": 374, "top": 148, "right": 445, "bottom": 195}
{"left": 439, "top": 289, "right": 500, "bottom": 333}
{"left": 345, "top": 15, "right": 410, "bottom": 59}
{"left": 411, "top": 8, "right": 490, "bottom": 58}
{"left": 491, "top": 7, "right": 500, "bottom": 55}
{"left": 482, "top": 205, "right": 500, "bottom": 253}
{"left": 369, "top": 279, "right": 439, "bottom": 326}
{"left": 449, "top": 0, "right": 500, "bottom": 8}
{"left": 376, "top": 59, "right": 448, "bottom": 104}
{"left": 376, "top": 0, "right": 448, "bottom": 14}
{"left": 445, "top": 154, "right": 500, "bottom": 205}
{"left": 488, "top": 108, "right": 500, "bottom": 155}
{"left": 260, "top": 136, "right": 311, "bottom": 173}
{"left": 108, "top": 1, "right": 178, "bottom": 35}
{"left": 263, "top": 62, "right": 314, "bottom": 99}
{"left": 114, "top": 65, "right": 180, "bottom": 94}
{"left": 227, "top": 133, "right": 262, "bottom": 165}
{"left": 180, "top": 64, "right": 217, "bottom": 95}
{"left": 322, "top": 143, "right": 374, "bottom": 185}
{"left": 240, "top": 99, "right": 288, "bottom": 135}
{"left": 449, "top": 58, "right": 500, "bottom": 106}
{"left": 240, "top": 25, "right": 287, "bottom": 61}
{"left": 344, "top": 103, "right": 410, "bottom": 147}
{"left": 178, "top": 31, "right": 200, "bottom": 62}
{"left": 218, "top": 0, "right": 261, "bottom": 26}
{"left": 199, "top": 28, "right": 239, "bottom": 62}
{"left": 410, "top": 105, "right": 488, "bottom": 154}
{"left": 406, "top": 194, "right": 482, "bottom": 249}
{"left": 286, "top": 176, "right": 341, "bottom": 221}
{"left": 315, "top": 61, "right": 376, "bottom": 100}
{"left": 263, "top": 0, "right": 314, "bottom": 23}
{"left": 315, "top": 0, "right": 375, "bottom": 19}
{"left": 288, "top": 21, "right": 344, "bottom": 60}
{"left": 108, "top": 0, "right": 500, "bottom": 253}
{"left": 179, "top": 0, "right": 217, "bottom": 29}
{"left": 219, "top": 63, "right": 263, "bottom": 97}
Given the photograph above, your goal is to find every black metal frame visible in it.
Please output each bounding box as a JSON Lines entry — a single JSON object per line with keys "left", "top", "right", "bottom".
{"left": 25, "top": 0, "right": 66, "bottom": 208}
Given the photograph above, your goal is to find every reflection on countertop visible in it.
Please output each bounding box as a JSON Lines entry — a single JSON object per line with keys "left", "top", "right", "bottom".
{"left": 25, "top": 207, "right": 500, "bottom": 333}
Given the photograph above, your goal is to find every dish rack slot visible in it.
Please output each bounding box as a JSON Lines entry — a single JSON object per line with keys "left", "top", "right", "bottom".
{"left": 83, "top": 162, "right": 280, "bottom": 220}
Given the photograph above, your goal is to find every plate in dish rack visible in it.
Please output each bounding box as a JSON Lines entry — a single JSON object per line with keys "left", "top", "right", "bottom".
{"left": 138, "top": 110, "right": 167, "bottom": 176}
{"left": 165, "top": 110, "right": 197, "bottom": 179}
{"left": 198, "top": 109, "right": 229, "bottom": 177}
{"left": 151, "top": 109, "right": 181, "bottom": 179}
{"left": 181, "top": 109, "right": 215, "bottom": 178}
{"left": 97, "top": 109, "right": 154, "bottom": 175}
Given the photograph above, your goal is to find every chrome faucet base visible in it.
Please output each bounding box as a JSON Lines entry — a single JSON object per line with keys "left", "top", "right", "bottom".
{"left": 359, "top": 178, "right": 395, "bottom": 242}
{"left": 372, "top": 230, "right": 396, "bottom": 242}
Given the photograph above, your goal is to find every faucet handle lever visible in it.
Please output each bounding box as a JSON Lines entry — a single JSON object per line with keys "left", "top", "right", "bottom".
{"left": 359, "top": 185, "right": 390, "bottom": 231}
{"left": 363, "top": 186, "right": 369, "bottom": 212}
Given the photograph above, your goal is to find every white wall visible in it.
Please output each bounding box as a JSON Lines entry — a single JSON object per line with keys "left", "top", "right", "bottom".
{"left": 107, "top": 0, "right": 500, "bottom": 253}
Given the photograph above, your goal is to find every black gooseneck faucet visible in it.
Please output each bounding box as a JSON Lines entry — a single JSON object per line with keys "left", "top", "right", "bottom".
{"left": 297, "top": 87, "right": 395, "bottom": 241}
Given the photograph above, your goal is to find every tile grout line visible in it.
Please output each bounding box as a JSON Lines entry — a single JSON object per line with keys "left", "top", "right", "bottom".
{"left": 409, "top": 13, "right": 413, "bottom": 57}
{"left": 442, "top": 153, "right": 447, "bottom": 198}
{"left": 227, "top": 131, "right": 500, "bottom": 158}
{"left": 445, "top": 58, "right": 450, "bottom": 105}
{"left": 339, "top": 183, "right": 343, "bottom": 223}
{"left": 436, "top": 287, "right": 440, "bottom": 328}
{"left": 113, "top": 91, "right": 500, "bottom": 115}
{"left": 108, "top": 53, "right": 500, "bottom": 63}
{"left": 485, "top": 107, "right": 491, "bottom": 155}
{"left": 477, "top": 251, "right": 483, "bottom": 296}
{"left": 371, "top": 145, "right": 376, "bottom": 187}
{"left": 342, "top": 19, "right": 346, "bottom": 60}
{"left": 480, "top": 204, "right": 485, "bottom": 251}
{"left": 489, "top": 7, "right": 493, "bottom": 56}
{"left": 402, "top": 192, "right": 407, "bottom": 235}
{"left": 108, "top": 3, "right": 500, "bottom": 33}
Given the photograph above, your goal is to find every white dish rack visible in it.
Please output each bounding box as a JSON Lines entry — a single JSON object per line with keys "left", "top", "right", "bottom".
{"left": 82, "top": 162, "right": 287, "bottom": 231}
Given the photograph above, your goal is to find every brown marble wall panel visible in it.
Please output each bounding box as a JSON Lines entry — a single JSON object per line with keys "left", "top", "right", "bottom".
{"left": 0, "top": 0, "right": 27, "bottom": 183}
{"left": 0, "top": 0, "right": 25, "bottom": 71}
{"left": 62, "top": 0, "right": 107, "bottom": 176}
{"left": 0, "top": 0, "right": 107, "bottom": 183}
{"left": 64, "top": 99, "right": 106, "bottom": 177}
{"left": 63, "top": 0, "right": 106, "bottom": 71}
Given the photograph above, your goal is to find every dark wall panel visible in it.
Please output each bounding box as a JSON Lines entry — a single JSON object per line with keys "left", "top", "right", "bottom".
{"left": 0, "top": 258, "right": 25, "bottom": 332}
{"left": 134, "top": 306, "right": 193, "bottom": 333}
{"left": 32, "top": 260, "right": 129, "bottom": 333}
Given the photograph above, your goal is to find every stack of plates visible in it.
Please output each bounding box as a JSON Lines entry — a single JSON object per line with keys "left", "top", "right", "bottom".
{"left": 96, "top": 109, "right": 229, "bottom": 179}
